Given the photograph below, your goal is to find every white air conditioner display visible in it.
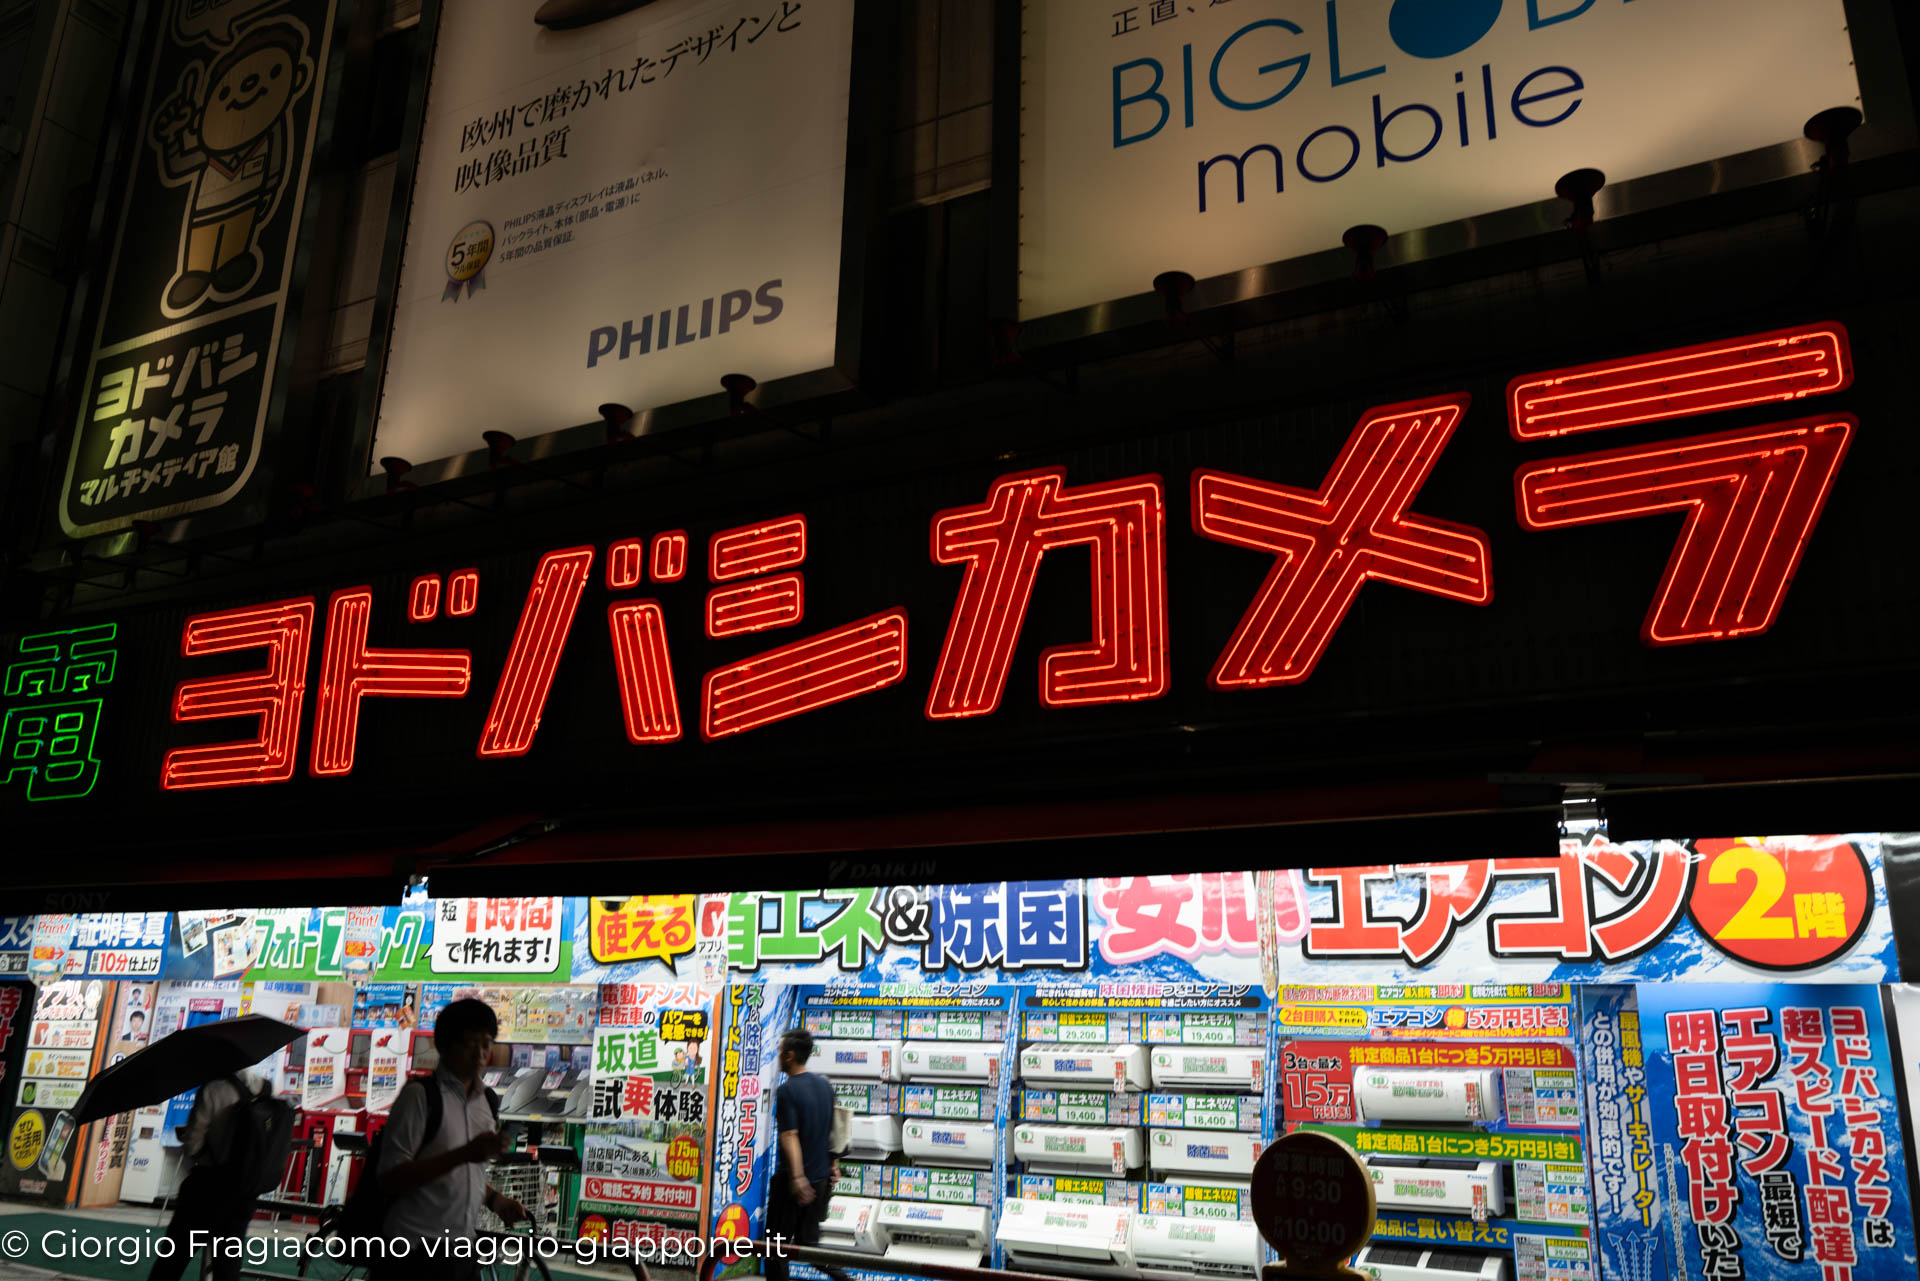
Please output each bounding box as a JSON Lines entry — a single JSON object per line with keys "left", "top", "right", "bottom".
{"left": 899, "top": 1041, "right": 1004, "bottom": 1084}
{"left": 903, "top": 1119, "right": 997, "bottom": 1167}
{"left": 879, "top": 1201, "right": 992, "bottom": 1266}
{"left": 1354, "top": 1244, "right": 1511, "bottom": 1281}
{"left": 1149, "top": 1047, "right": 1263, "bottom": 1092}
{"left": 997, "top": 1197, "right": 1137, "bottom": 1274}
{"left": 1015, "top": 1124, "right": 1144, "bottom": 1176}
{"left": 820, "top": 1196, "right": 888, "bottom": 1255}
{"left": 1354, "top": 1068, "right": 1503, "bottom": 1124}
{"left": 1133, "top": 1214, "right": 1263, "bottom": 1280}
{"left": 1149, "top": 1129, "right": 1263, "bottom": 1181}
{"left": 846, "top": 1114, "right": 902, "bottom": 1159}
{"left": 813, "top": 1039, "right": 900, "bottom": 1081}
{"left": 1021, "top": 1043, "right": 1151, "bottom": 1093}
{"left": 1365, "top": 1156, "right": 1506, "bottom": 1219}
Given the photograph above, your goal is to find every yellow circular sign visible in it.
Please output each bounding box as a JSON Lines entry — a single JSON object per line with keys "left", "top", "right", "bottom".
{"left": 10, "top": 1111, "right": 45, "bottom": 1171}
{"left": 446, "top": 221, "right": 495, "bottom": 284}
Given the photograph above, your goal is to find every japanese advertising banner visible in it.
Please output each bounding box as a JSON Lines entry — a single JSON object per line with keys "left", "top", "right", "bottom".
{"left": 2, "top": 979, "right": 102, "bottom": 1202}
{"left": 63, "top": 912, "right": 171, "bottom": 980}
{"left": 1019, "top": 0, "right": 1859, "bottom": 320}
{"left": 1274, "top": 835, "right": 1897, "bottom": 986}
{"left": 1584, "top": 985, "right": 1666, "bottom": 1281}
{"left": 164, "top": 895, "right": 575, "bottom": 983}
{"left": 580, "top": 984, "right": 717, "bottom": 1251}
{"left": 373, "top": 0, "right": 855, "bottom": 468}
{"left": 707, "top": 983, "right": 790, "bottom": 1275}
{"left": 573, "top": 875, "right": 1265, "bottom": 987}
{"left": 1639, "top": 984, "right": 1915, "bottom": 1281}
{"left": 0, "top": 919, "right": 30, "bottom": 976}
{"left": 58, "top": 0, "right": 341, "bottom": 535}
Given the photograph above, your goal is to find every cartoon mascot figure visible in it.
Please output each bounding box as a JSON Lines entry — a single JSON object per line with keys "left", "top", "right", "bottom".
{"left": 150, "top": 18, "right": 314, "bottom": 316}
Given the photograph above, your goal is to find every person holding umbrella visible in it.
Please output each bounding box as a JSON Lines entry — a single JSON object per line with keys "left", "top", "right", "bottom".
{"left": 149, "top": 1066, "right": 270, "bottom": 1281}
{"left": 68, "top": 1014, "right": 304, "bottom": 1281}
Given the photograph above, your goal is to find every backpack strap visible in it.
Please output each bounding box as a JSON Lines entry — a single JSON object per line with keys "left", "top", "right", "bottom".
{"left": 484, "top": 1086, "right": 500, "bottom": 1125}
{"left": 419, "top": 1077, "right": 445, "bottom": 1150}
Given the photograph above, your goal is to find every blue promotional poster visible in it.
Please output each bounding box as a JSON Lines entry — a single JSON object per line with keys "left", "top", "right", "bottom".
{"left": 707, "top": 983, "right": 792, "bottom": 1278}
{"left": 1583, "top": 986, "right": 1667, "bottom": 1281}
{"left": 1639, "top": 984, "right": 1915, "bottom": 1281}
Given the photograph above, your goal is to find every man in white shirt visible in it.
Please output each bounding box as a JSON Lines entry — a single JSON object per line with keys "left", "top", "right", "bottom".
{"left": 375, "top": 999, "right": 526, "bottom": 1281}
{"left": 148, "top": 1067, "right": 268, "bottom": 1281}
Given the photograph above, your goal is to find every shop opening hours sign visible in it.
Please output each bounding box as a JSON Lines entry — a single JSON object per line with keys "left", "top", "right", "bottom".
{"left": 134, "top": 324, "right": 1861, "bottom": 791}
{"left": 1281, "top": 835, "right": 1896, "bottom": 985}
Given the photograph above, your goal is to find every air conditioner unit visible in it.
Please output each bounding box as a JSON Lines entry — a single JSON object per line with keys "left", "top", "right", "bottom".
{"left": 1364, "top": 1156, "right": 1507, "bottom": 1219}
{"left": 1021, "top": 1043, "right": 1151, "bottom": 1093}
{"left": 813, "top": 1039, "right": 901, "bottom": 1081}
{"left": 878, "top": 1201, "right": 992, "bottom": 1267}
{"left": 996, "top": 1197, "right": 1137, "bottom": 1275}
{"left": 819, "top": 1196, "right": 888, "bottom": 1255}
{"left": 899, "top": 1041, "right": 1004, "bottom": 1084}
{"left": 1015, "top": 1124, "right": 1144, "bottom": 1176}
{"left": 1354, "top": 1068, "right": 1503, "bottom": 1124}
{"left": 1148, "top": 1047, "right": 1263, "bottom": 1092}
{"left": 1132, "top": 1215, "right": 1263, "bottom": 1280}
{"left": 1354, "top": 1244, "right": 1511, "bottom": 1281}
{"left": 902, "top": 1119, "right": 997, "bottom": 1168}
{"left": 1149, "top": 1130, "right": 1263, "bottom": 1181}
{"left": 846, "top": 1114, "right": 902, "bottom": 1160}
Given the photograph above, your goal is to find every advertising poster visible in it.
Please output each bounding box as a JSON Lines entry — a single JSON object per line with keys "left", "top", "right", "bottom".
{"left": 302, "top": 1027, "right": 352, "bottom": 1110}
{"left": 1019, "top": 0, "right": 1860, "bottom": 320}
{"left": 1274, "top": 835, "right": 1898, "bottom": 985}
{"left": 374, "top": 0, "right": 857, "bottom": 467}
{"left": 0, "top": 918, "right": 34, "bottom": 975}
{"left": 1640, "top": 984, "right": 1915, "bottom": 1281}
{"left": 166, "top": 895, "right": 576, "bottom": 983}
{"left": 1583, "top": 985, "right": 1667, "bottom": 1281}
{"left": 353, "top": 981, "right": 412, "bottom": 1029}
{"left": 64, "top": 912, "right": 171, "bottom": 980}
{"left": 27, "top": 914, "right": 76, "bottom": 978}
{"left": 2, "top": 980, "right": 102, "bottom": 1202}
{"left": 364, "top": 1028, "right": 409, "bottom": 1114}
{"left": 573, "top": 875, "right": 1266, "bottom": 987}
{"left": 707, "top": 983, "right": 791, "bottom": 1276}
{"left": 58, "top": 0, "right": 342, "bottom": 535}
{"left": 579, "top": 984, "right": 717, "bottom": 1251}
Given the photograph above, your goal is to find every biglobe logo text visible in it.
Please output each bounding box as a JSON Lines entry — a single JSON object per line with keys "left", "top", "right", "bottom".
{"left": 587, "top": 279, "right": 783, "bottom": 368}
{"left": 1112, "top": 0, "right": 1603, "bottom": 213}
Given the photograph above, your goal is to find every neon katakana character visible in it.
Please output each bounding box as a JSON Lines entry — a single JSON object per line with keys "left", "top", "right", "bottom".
{"left": 1512, "top": 324, "right": 1853, "bottom": 645}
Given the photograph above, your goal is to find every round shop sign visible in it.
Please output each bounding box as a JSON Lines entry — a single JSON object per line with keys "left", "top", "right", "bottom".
{"left": 443, "top": 221, "right": 495, "bottom": 302}
{"left": 10, "top": 1110, "right": 46, "bottom": 1170}
{"left": 1250, "top": 1131, "right": 1376, "bottom": 1276}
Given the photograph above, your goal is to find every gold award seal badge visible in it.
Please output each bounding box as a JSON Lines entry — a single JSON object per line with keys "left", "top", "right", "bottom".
{"left": 443, "top": 220, "right": 494, "bottom": 302}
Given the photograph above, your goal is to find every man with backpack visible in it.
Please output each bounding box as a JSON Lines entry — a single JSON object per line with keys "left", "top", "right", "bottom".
{"left": 370, "top": 998, "right": 525, "bottom": 1280}
{"left": 148, "top": 1066, "right": 278, "bottom": 1281}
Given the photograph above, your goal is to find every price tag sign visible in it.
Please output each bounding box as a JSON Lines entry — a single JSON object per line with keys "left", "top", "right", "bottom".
{"left": 1251, "top": 1131, "right": 1376, "bottom": 1280}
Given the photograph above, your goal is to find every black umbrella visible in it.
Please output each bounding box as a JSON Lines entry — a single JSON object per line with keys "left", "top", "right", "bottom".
{"left": 70, "top": 1014, "right": 303, "bottom": 1124}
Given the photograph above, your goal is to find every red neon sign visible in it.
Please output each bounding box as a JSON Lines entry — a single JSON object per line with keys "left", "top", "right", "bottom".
{"left": 311, "top": 587, "right": 471, "bottom": 776}
{"left": 152, "top": 324, "right": 1856, "bottom": 789}
{"left": 1517, "top": 419, "right": 1853, "bottom": 646}
{"left": 926, "top": 470, "right": 1169, "bottom": 718}
{"left": 703, "top": 610, "right": 908, "bottom": 740}
{"left": 709, "top": 516, "right": 805, "bottom": 582}
{"left": 161, "top": 599, "right": 314, "bottom": 790}
{"left": 1192, "top": 396, "right": 1491, "bottom": 688}
{"left": 476, "top": 546, "right": 594, "bottom": 758}
{"left": 1507, "top": 324, "right": 1851, "bottom": 440}
{"left": 608, "top": 539, "right": 645, "bottom": 591}
{"left": 706, "top": 574, "right": 804, "bottom": 638}
{"left": 609, "top": 601, "right": 682, "bottom": 743}
{"left": 651, "top": 532, "right": 689, "bottom": 583}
